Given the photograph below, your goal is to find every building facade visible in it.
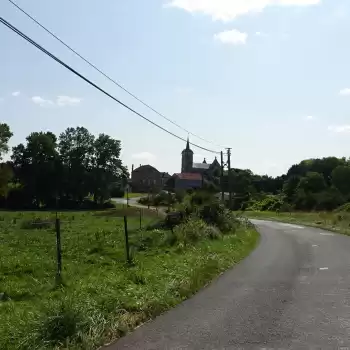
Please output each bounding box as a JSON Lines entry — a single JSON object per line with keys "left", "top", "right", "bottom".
{"left": 167, "top": 138, "right": 222, "bottom": 191}
{"left": 131, "top": 165, "right": 170, "bottom": 193}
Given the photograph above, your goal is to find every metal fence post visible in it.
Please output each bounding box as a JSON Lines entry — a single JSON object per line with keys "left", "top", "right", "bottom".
{"left": 139, "top": 209, "right": 142, "bottom": 229}
{"left": 55, "top": 218, "right": 62, "bottom": 282}
{"left": 123, "top": 216, "right": 131, "bottom": 263}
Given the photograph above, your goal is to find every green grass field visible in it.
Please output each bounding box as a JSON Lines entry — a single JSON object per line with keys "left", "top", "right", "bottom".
{"left": 244, "top": 211, "right": 350, "bottom": 236}
{"left": 0, "top": 210, "right": 258, "bottom": 350}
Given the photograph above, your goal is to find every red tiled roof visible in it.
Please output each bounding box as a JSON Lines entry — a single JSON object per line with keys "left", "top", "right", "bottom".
{"left": 174, "top": 173, "right": 202, "bottom": 181}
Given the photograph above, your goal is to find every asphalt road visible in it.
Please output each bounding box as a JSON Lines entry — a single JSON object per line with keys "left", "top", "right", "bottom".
{"left": 106, "top": 220, "right": 350, "bottom": 349}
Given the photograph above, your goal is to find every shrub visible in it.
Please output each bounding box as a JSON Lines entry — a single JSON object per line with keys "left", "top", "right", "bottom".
{"left": 335, "top": 202, "right": 350, "bottom": 212}
{"left": 204, "top": 225, "right": 222, "bottom": 240}
{"left": 174, "top": 217, "right": 208, "bottom": 244}
{"left": 110, "top": 186, "right": 124, "bottom": 198}
{"left": 36, "top": 303, "right": 86, "bottom": 347}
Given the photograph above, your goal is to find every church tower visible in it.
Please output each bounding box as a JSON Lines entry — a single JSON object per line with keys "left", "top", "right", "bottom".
{"left": 181, "top": 137, "right": 193, "bottom": 173}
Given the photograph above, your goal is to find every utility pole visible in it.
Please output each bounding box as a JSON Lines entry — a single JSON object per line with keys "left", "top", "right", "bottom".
{"left": 226, "top": 148, "right": 232, "bottom": 209}
{"left": 220, "top": 151, "right": 225, "bottom": 202}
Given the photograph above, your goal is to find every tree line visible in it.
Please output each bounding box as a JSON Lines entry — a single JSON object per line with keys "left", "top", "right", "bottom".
{"left": 222, "top": 157, "right": 350, "bottom": 211}
{"left": 0, "top": 123, "right": 128, "bottom": 210}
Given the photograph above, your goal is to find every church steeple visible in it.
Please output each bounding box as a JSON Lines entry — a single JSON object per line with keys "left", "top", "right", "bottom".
{"left": 186, "top": 137, "right": 190, "bottom": 150}
{"left": 181, "top": 137, "right": 194, "bottom": 173}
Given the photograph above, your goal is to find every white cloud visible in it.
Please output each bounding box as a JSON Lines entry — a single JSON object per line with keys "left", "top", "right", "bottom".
{"left": 132, "top": 152, "right": 157, "bottom": 164}
{"left": 339, "top": 88, "right": 350, "bottom": 96}
{"left": 328, "top": 125, "right": 350, "bottom": 133}
{"left": 255, "top": 31, "right": 268, "bottom": 37}
{"left": 31, "top": 96, "right": 54, "bottom": 107}
{"left": 214, "top": 29, "right": 247, "bottom": 45}
{"left": 166, "top": 0, "right": 320, "bottom": 22}
{"left": 306, "top": 115, "right": 315, "bottom": 120}
{"left": 31, "top": 95, "right": 81, "bottom": 108}
{"left": 12, "top": 91, "right": 20, "bottom": 97}
{"left": 56, "top": 95, "right": 81, "bottom": 107}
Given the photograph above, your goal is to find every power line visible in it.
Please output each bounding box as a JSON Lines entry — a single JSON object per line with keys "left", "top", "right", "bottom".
{"left": 7, "top": 0, "right": 225, "bottom": 149}
{"left": 0, "top": 16, "right": 221, "bottom": 154}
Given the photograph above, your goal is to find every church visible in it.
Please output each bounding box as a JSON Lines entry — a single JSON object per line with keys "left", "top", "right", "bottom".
{"left": 167, "top": 138, "right": 221, "bottom": 190}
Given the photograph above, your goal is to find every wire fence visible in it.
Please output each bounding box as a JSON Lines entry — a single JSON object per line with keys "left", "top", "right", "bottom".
{"left": 0, "top": 207, "right": 165, "bottom": 288}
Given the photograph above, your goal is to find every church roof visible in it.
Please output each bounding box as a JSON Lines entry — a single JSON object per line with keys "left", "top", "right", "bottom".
{"left": 174, "top": 173, "right": 202, "bottom": 181}
{"left": 133, "top": 165, "right": 159, "bottom": 173}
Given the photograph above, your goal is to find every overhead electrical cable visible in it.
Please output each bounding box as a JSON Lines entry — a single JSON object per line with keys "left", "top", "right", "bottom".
{"left": 0, "top": 16, "right": 221, "bottom": 154}
{"left": 7, "top": 0, "right": 226, "bottom": 149}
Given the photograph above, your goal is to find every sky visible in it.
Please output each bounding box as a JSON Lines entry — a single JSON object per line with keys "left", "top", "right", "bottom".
{"left": 2, "top": 0, "right": 350, "bottom": 177}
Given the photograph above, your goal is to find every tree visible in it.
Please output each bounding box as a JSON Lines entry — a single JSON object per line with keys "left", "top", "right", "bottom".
{"left": 0, "top": 123, "right": 13, "bottom": 160}
{"left": 91, "top": 134, "right": 127, "bottom": 203}
{"left": 297, "top": 172, "right": 326, "bottom": 193}
{"left": 283, "top": 176, "right": 300, "bottom": 201}
{"left": 59, "top": 127, "right": 95, "bottom": 202}
{"left": 0, "top": 162, "right": 13, "bottom": 204}
{"left": 11, "top": 132, "right": 59, "bottom": 207}
{"left": 331, "top": 166, "right": 350, "bottom": 196}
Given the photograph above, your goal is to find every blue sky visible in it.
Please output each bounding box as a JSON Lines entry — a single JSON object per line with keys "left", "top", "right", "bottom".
{"left": 2, "top": 0, "right": 350, "bottom": 176}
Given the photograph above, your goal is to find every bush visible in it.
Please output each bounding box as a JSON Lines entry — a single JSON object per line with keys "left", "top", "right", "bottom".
{"left": 204, "top": 225, "right": 222, "bottom": 240}
{"left": 36, "top": 303, "right": 86, "bottom": 347}
{"left": 110, "top": 186, "right": 124, "bottom": 198}
{"left": 335, "top": 203, "right": 350, "bottom": 212}
{"left": 174, "top": 217, "right": 208, "bottom": 244}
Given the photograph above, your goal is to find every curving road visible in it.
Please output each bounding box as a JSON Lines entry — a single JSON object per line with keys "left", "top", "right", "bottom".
{"left": 106, "top": 220, "right": 350, "bottom": 349}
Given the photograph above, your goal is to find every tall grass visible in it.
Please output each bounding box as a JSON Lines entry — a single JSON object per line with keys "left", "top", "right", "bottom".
{"left": 0, "top": 210, "right": 258, "bottom": 349}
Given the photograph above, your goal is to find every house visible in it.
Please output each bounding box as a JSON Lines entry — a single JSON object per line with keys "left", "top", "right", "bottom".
{"left": 131, "top": 165, "right": 170, "bottom": 193}
{"left": 166, "top": 173, "right": 203, "bottom": 191}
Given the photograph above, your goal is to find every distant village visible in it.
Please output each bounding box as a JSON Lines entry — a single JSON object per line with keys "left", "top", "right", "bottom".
{"left": 130, "top": 139, "right": 221, "bottom": 193}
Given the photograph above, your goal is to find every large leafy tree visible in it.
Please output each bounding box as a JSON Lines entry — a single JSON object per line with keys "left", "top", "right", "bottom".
{"left": 0, "top": 124, "right": 13, "bottom": 200}
{"left": 297, "top": 172, "right": 326, "bottom": 193}
{"left": 0, "top": 123, "right": 13, "bottom": 160}
{"left": 59, "top": 127, "right": 95, "bottom": 202}
{"left": 91, "top": 134, "right": 128, "bottom": 203}
{"left": 11, "top": 132, "right": 59, "bottom": 207}
{"left": 331, "top": 166, "right": 350, "bottom": 196}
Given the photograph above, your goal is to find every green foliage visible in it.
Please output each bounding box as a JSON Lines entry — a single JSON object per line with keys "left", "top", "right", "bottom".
{"left": 174, "top": 216, "right": 208, "bottom": 244}
{"left": 37, "top": 302, "right": 85, "bottom": 347}
{"left": 297, "top": 172, "right": 326, "bottom": 193}
{"left": 0, "top": 126, "right": 127, "bottom": 210}
{"left": 230, "top": 157, "right": 350, "bottom": 212}
{"left": 0, "top": 210, "right": 258, "bottom": 349}
{"left": 250, "top": 195, "right": 285, "bottom": 211}
{"left": 335, "top": 203, "right": 350, "bottom": 212}
{"left": 331, "top": 166, "right": 350, "bottom": 195}
{"left": 0, "top": 123, "right": 13, "bottom": 160}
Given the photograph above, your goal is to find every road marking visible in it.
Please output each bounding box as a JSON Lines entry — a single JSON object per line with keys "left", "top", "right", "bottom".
{"left": 312, "top": 244, "right": 318, "bottom": 247}
{"left": 319, "top": 267, "right": 329, "bottom": 270}
{"left": 320, "top": 233, "right": 334, "bottom": 236}
{"left": 278, "top": 223, "right": 304, "bottom": 229}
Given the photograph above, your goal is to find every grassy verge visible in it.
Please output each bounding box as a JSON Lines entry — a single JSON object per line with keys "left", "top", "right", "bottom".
{"left": 0, "top": 211, "right": 258, "bottom": 350}
{"left": 244, "top": 211, "right": 350, "bottom": 236}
